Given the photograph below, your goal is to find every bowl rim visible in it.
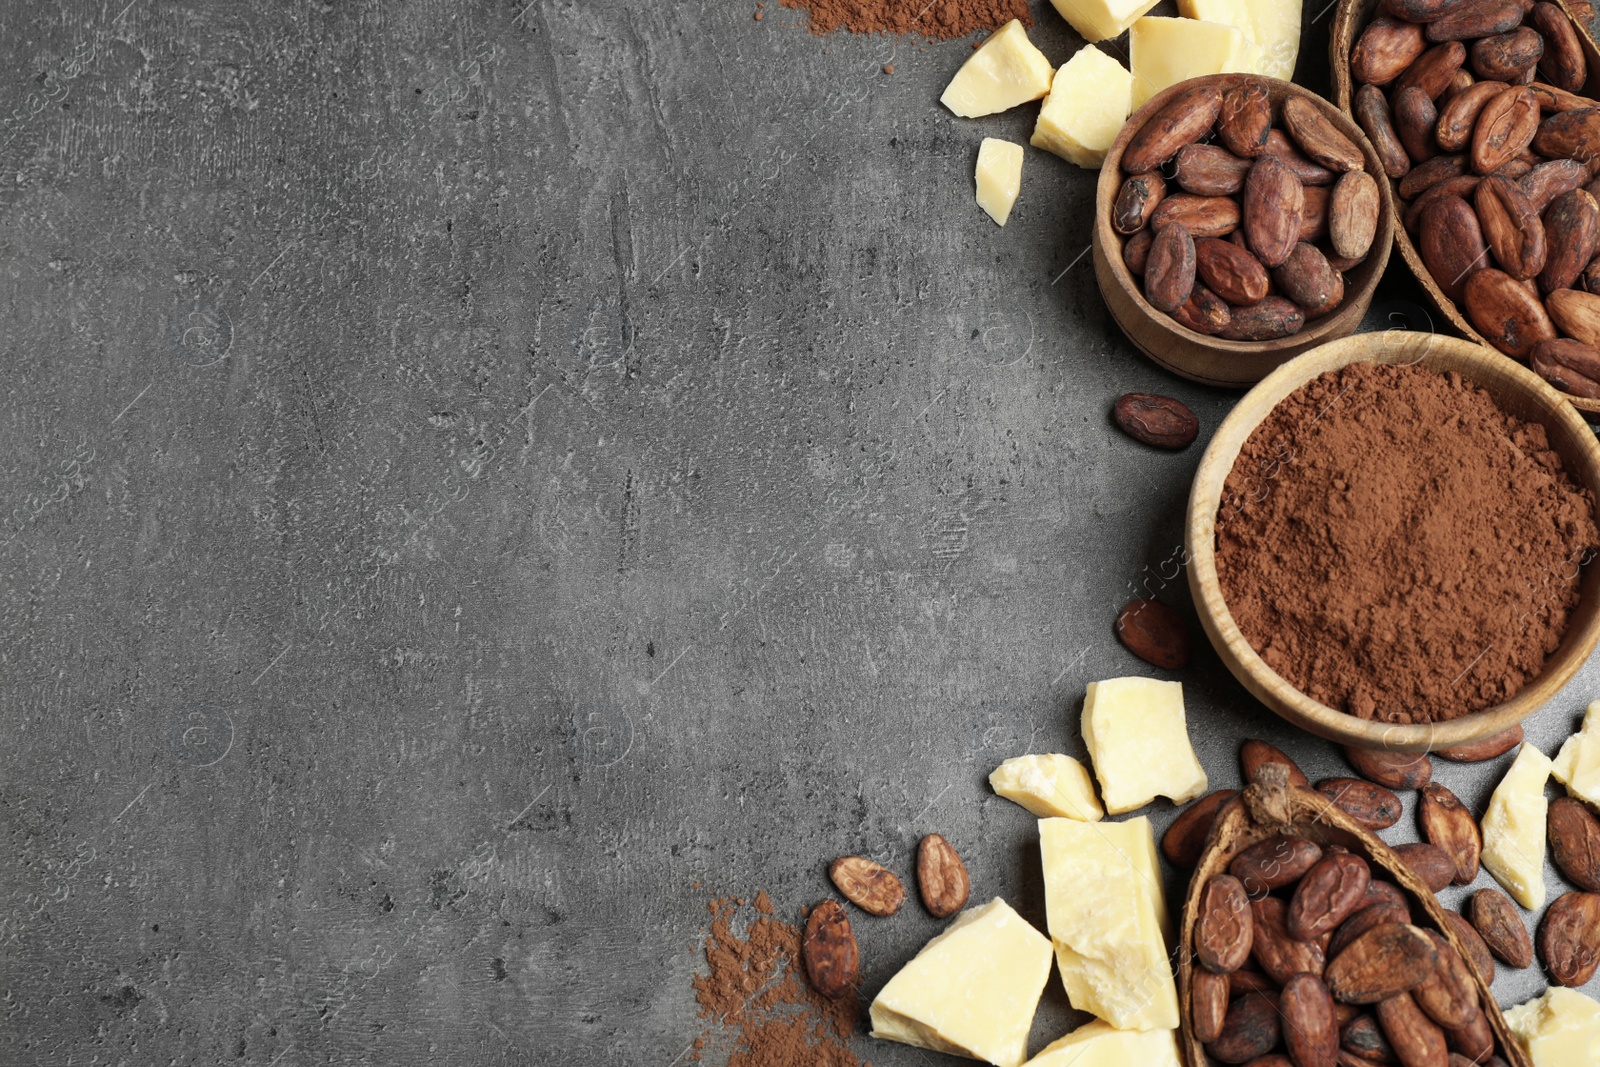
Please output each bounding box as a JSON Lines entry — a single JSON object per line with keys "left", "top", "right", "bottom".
{"left": 1095, "top": 72, "right": 1394, "bottom": 357}
{"left": 1185, "top": 331, "right": 1600, "bottom": 749}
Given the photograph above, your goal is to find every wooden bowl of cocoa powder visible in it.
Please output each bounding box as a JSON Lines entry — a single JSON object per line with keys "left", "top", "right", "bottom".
{"left": 1186, "top": 332, "right": 1600, "bottom": 750}
{"left": 1093, "top": 73, "right": 1394, "bottom": 388}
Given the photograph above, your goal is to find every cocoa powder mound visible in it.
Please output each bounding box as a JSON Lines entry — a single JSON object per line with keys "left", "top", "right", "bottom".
{"left": 779, "top": 0, "right": 1030, "bottom": 38}
{"left": 1216, "top": 361, "right": 1599, "bottom": 724}
{"left": 690, "top": 894, "right": 863, "bottom": 1067}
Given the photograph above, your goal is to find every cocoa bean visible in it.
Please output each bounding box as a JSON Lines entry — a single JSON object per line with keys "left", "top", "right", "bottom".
{"left": 1471, "top": 27, "right": 1544, "bottom": 82}
{"left": 1114, "top": 172, "right": 1167, "bottom": 234}
{"left": 1405, "top": 175, "right": 1482, "bottom": 232}
{"left": 1361, "top": 879, "right": 1410, "bottom": 913}
{"left": 1393, "top": 842, "right": 1457, "bottom": 893}
{"left": 1443, "top": 910, "right": 1496, "bottom": 985}
{"left": 1343, "top": 747, "right": 1433, "bottom": 790}
{"left": 1399, "top": 153, "right": 1468, "bottom": 199}
{"left": 1531, "top": 338, "right": 1600, "bottom": 396}
{"left": 1464, "top": 266, "right": 1558, "bottom": 355}
{"left": 1163, "top": 788, "right": 1238, "bottom": 867}
{"left": 1376, "top": 992, "right": 1449, "bottom": 1067}
{"left": 1396, "top": 41, "right": 1469, "bottom": 99}
{"left": 1387, "top": 0, "right": 1473, "bottom": 21}
{"left": 1244, "top": 155, "right": 1305, "bottom": 268}
{"left": 1441, "top": 68, "right": 1476, "bottom": 107}
{"left": 1436, "top": 81, "right": 1509, "bottom": 151}
{"left": 1265, "top": 128, "right": 1338, "bottom": 185}
{"left": 1331, "top": 901, "right": 1414, "bottom": 958}
{"left": 1327, "top": 924, "right": 1439, "bottom": 1004}
{"left": 916, "top": 833, "right": 969, "bottom": 918}
{"left": 1549, "top": 795, "right": 1600, "bottom": 892}
{"left": 1282, "top": 973, "right": 1341, "bottom": 1067}
{"left": 1284, "top": 96, "right": 1366, "bottom": 172}
{"left": 1198, "top": 237, "right": 1271, "bottom": 305}
{"left": 1469, "top": 887, "right": 1534, "bottom": 969}
{"left": 1230, "top": 966, "right": 1279, "bottom": 996}
{"left": 1315, "top": 778, "right": 1405, "bottom": 831}
{"left": 1473, "top": 86, "right": 1540, "bottom": 173}
{"left": 1114, "top": 596, "right": 1190, "bottom": 666}
{"left": 1435, "top": 726, "right": 1523, "bottom": 761}
{"left": 1218, "top": 82, "right": 1273, "bottom": 158}
{"left": 1341, "top": 1014, "right": 1398, "bottom": 1064}
{"left": 1530, "top": 1, "right": 1587, "bottom": 93}
{"left": 1272, "top": 242, "right": 1345, "bottom": 317}
{"left": 1533, "top": 106, "right": 1600, "bottom": 159}
{"left": 1418, "top": 783, "right": 1481, "bottom": 885}
{"left": 1445, "top": 1010, "right": 1496, "bottom": 1064}
{"left": 1173, "top": 282, "right": 1233, "bottom": 335}
{"left": 1537, "top": 891, "right": 1600, "bottom": 986}
{"left": 1151, "top": 193, "right": 1241, "bottom": 237}
{"left": 1519, "top": 157, "right": 1586, "bottom": 210}
{"left": 1356, "top": 83, "right": 1414, "bottom": 178}
{"left": 1241, "top": 739, "right": 1310, "bottom": 788}
{"left": 1476, "top": 174, "right": 1547, "bottom": 278}
{"left": 1197, "top": 873, "right": 1254, "bottom": 973}
{"left": 1218, "top": 296, "right": 1305, "bottom": 340}
{"left": 1426, "top": 0, "right": 1525, "bottom": 41}
{"left": 1354, "top": 17, "right": 1429, "bottom": 85}
{"left": 1194, "top": 968, "right": 1231, "bottom": 1043}
{"left": 1289, "top": 853, "right": 1373, "bottom": 941}
{"left": 830, "top": 856, "right": 905, "bottom": 916}
{"left": 1538, "top": 187, "right": 1600, "bottom": 291}
{"left": 1529, "top": 79, "right": 1600, "bottom": 110}
{"left": 1124, "top": 84, "right": 1224, "bottom": 174}
{"left": 1302, "top": 185, "right": 1332, "bottom": 241}
{"left": 1412, "top": 930, "right": 1480, "bottom": 1030}
{"left": 1123, "top": 229, "right": 1153, "bottom": 274}
{"left": 1210, "top": 991, "right": 1282, "bottom": 1064}
{"left": 1545, "top": 285, "right": 1600, "bottom": 344}
{"left": 1394, "top": 86, "right": 1440, "bottom": 163}
{"left": 1232, "top": 834, "right": 1325, "bottom": 895}
{"left": 802, "top": 900, "right": 859, "bottom": 998}
{"left": 1175, "top": 143, "right": 1252, "bottom": 196}
{"left": 1144, "top": 222, "right": 1197, "bottom": 313}
{"left": 1251, "top": 895, "right": 1327, "bottom": 985}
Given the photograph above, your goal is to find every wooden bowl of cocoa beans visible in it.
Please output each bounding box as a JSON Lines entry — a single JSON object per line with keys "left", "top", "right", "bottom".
{"left": 1186, "top": 330, "right": 1600, "bottom": 750}
{"left": 1179, "top": 763, "right": 1532, "bottom": 1067}
{"left": 1333, "top": 0, "right": 1600, "bottom": 414}
{"left": 1093, "top": 74, "right": 1394, "bottom": 388}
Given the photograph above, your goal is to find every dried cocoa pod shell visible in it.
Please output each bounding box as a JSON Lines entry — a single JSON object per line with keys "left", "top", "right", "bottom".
{"left": 802, "top": 899, "right": 859, "bottom": 998}
{"left": 1211, "top": 990, "right": 1282, "bottom": 1064}
{"left": 1217, "top": 296, "right": 1306, "bottom": 340}
{"left": 1355, "top": 83, "right": 1413, "bottom": 178}
{"left": 1529, "top": 80, "right": 1600, "bottom": 111}
{"left": 1537, "top": 891, "right": 1600, "bottom": 986}
{"left": 1315, "top": 778, "right": 1405, "bottom": 831}
{"left": 1530, "top": 1, "right": 1587, "bottom": 93}
{"left": 1549, "top": 795, "right": 1600, "bottom": 892}
{"left": 1538, "top": 187, "right": 1600, "bottom": 291}
{"left": 1399, "top": 153, "right": 1468, "bottom": 199}
{"left": 1241, "top": 739, "right": 1309, "bottom": 788}
{"left": 1394, "top": 842, "right": 1460, "bottom": 893}
{"left": 1394, "top": 85, "right": 1441, "bottom": 163}
{"left": 1124, "top": 84, "right": 1224, "bottom": 174}
{"left": 1218, "top": 82, "right": 1273, "bottom": 158}
{"left": 1244, "top": 155, "right": 1304, "bottom": 268}
{"left": 1251, "top": 895, "right": 1327, "bottom": 985}
{"left": 1471, "top": 26, "right": 1544, "bottom": 82}
{"left": 1197, "top": 873, "right": 1254, "bottom": 973}
{"left": 1264, "top": 128, "right": 1338, "bottom": 185}
{"left": 1231, "top": 833, "right": 1324, "bottom": 895}
{"left": 1446, "top": 1008, "right": 1497, "bottom": 1063}
{"left": 1413, "top": 930, "right": 1481, "bottom": 1030}
{"left": 1436, "top": 80, "right": 1509, "bottom": 151}
{"left": 1469, "top": 887, "right": 1534, "bottom": 969}
{"left": 1198, "top": 237, "right": 1271, "bottom": 305}
{"left": 1519, "top": 157, "right": 1587, "bottom": 211}
{"left": 1283, "top": 97, "right": 1365, "bottom": 172}
{"left": 1176, "top": 143, "right": 1252, "bottom": 197}
{"left": 1532, "top": 338, "right": 1600, "bottom": 396}
{"left": 1115, "top": 597, "right": 1191, "bottom": 666}
{"left": 1341, "top": 1014, "right": 1397, "bottom": 1063}
{"left": 1387, "top": 0, "right": 1473, "bottom": 22}
{"left": 1289, "top": 853, "right": 1373, "bottom": 941}
{"left": 1172, "top": 282, "right": 1233, "bottom": 335}
{"left": 1435, "top": 726, "right": 1523, "bottom": 761}
{"left": 1327, "top": 924, "right": 1440, "bottom": 1003}
{"left": 1272, "top": 242, "right": 1345, "bottom": 317}
{"left": 1193, "top": 968, "right": 1231, "bottom": 1043}
{"left": 1114, "top": 172, "right": 1167, "bottom": 234}
{"left": 1426, "top": 0, "right": 1525, "bottom": 42}
{"left": 1418, "top": 783, "right": 1481, "bottom": 885}
{"left": 1164, "top": 788, "right": 1239, "bottom": 867}
{"left": 1571, "top": 0, "right": 1597, "bottom": 23}
{"left": 1152, "top": 192, "right": 1242, "bottom": 237}
{"left": 1124, "top": 228, "right": 1153, "bottom": 275}
{"left": 1354, "top": 17, "right": 1429, "bottom": 85}
{"left": 1476, "top": 174, "right": 1547, "bottom": 279}
{"left": 1465, "top": 265, "right": 1548, "bottom": 351}
{"left": 1443, "top": 911, "right": 1496, "bottom": 986}
{"left": 1473, "top": 86, "right": 1541, "bottom": 173}
{"left": 1533, "top": 106, "right": 1600, "bottom": 159}
{"left": 1397, "top": 40, "right": 1469, "bottom": 99}
{"left": 1282, "top": 973, "right": 1341, "bottom": 1067}
{"left": 1332, "top": 901, "right": 1414, "bottom": 958}
{"left": 1405, "top": 175, "right": 1482, "bottom": 232}
{"left": 1546, "top": 284, "right": 1600, "bottom": 344}
{"left": 1343, "top": 747, "right": 1433, "bottom": 790}
{"left": 916, "top": 833, "right": 969, "bottom": 918}
{"left": 1377, "top": 992, "right": 1449, "bottom": 1067}
{"left": 1145, "top": 222, "right": 1197, "bottom": 314}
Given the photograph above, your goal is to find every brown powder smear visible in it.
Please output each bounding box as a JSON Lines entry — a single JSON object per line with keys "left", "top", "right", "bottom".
{"left": 690, "top": 895, "right": 863, "bottom": 1067}
{"left": 1216, "top": 362, "right": 1599, "bottom": 724}
{"left": 779, "top": 0, "right": 1030, "bottom": 38}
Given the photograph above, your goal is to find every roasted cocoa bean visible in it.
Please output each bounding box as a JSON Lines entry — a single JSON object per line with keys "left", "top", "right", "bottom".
{"left": 1151, "top": 193, "right": 1241, "bottom": 237}
{"left": 1469, "top": 887, "right": 1534, "bottom": 969}
{"left": 1114, "top": 173, "right": 1167, "bottom": 234}
{"left": 1144, "top": 222, "right": 1196, "bottom": 314}
{"left": 1530, "top": 1, "right": 1587, "bottom": 93}
{"left": 1198, "top": 237, "right": 1271, "bottom": 305}
{"left": 1399, "top": 153, "right": 1468, "bottom": 199}
{"left": 1124, "top": 84, "right": 1225, "bottom": 173}
{"left": 1197, "top": 873, "right": 1254, "bottom": 973}
{"left": 1397, "top": 41, "right": 1469, "bottom": 99}
{"left": 1532, "top": 338, "right": 1600, "bottom": 396}
{"left": 1445, "top": 1009, "right": 1497, "bottom": 1064}
{"left": 1476, "top": 173, "right": 1547, "bottom": 278}
{"left": 1172, "top": 282, "right": 1232, "bottom": 335}
{"left": 1194, "top": 968, "right": 1231, "bottom": 1043}
{"left": 1341, "top": 1014, "right": 1397, "bottom": 1063}
{"left": 1464, "top": 266, "right": 1558, "bottom": 354}
{"left": 1175, "top": 143, "right": 1252, "bottom": 196}
{"left": 1210, "top": 991, "right": 1282, "bottom": 1064}
{"left": 1545, "top": 284, "right": 1600, "bottom": 344}
{"left": 1376, "top": 992, "right": 1449, "bottom": 1067}
{"left": 1231, "top": 834, "right": 1324, "bottom": 895}
{"left": 1354, "top": 17, "right": 1429, "bottom": 85}
{"left": 1549, "top": 795, "right": 1600, "bottom": 892}
{"left": 1273, "top": 242, "right": 1345, "bottom": 317}
{"left": 1426, "top": 0, "right": 1525, "bottom": 42}
{"left": 1437, "top": 80, "right": 1509, "bottom": 151}
{"left": 1289, "top": 852, "right": 1373, "bottom": 941}
{"left": 1327, "top": 924, "right": 1440, "bottom": 1004}
{"left": 1162, "top": 788, "right": 1238, "bottom": 867}
{"left": 1123, "top": 228, "right": 1153, "bottom": 274}
{"left": 1435, "top": 726, "right": 1523, "bottom": 761}
{"left": 1315, "top": 778, "right": 1405, "bottom": 831}
{"left": 1240, "top": 739, "right": 1309, "bottom": 787}
{"left": 1405, "top": 175, "right": 1482, "bottom": 232}
{"left": 1343, "top": 747, "right": 1433, "bottom": 790}
{"left": 1413, "top": 930, "right": 1480, "bottom": 1030}
{"left": 1331, "top": 901, "right": 1414, "bottom": 959}
{"left": 1418, "top": 783, "right": 1481, "bottom": 885}
{"left": 1251, "top": 896, "right": 1327, "bottom": 985}
{"left": 1473, "top": 86, "right": 1541, "bottom": 173}
{"left": 1244, "top": 155, "right": 1305, "bottom": 268}
{"left": 1284, "top": 96, "right": 1366, "bottom": 172}
{"left": 1218, "top": 82, "right": 1273, "bottom": 158}
{"left": 1537, "top": 891, "right": 1600, "bottom": 986}
{"left": 1265, "top": 128, "right": 1338, "bottom": 185}
{"left": 1443, "top": 911, "right": 1496, "bottom": 986}
{"left": 1282, "top": 973, "right": 1341, "bottom": 1067}
{"left": 1302, "top": 185, "right": 1331, "bottom": 241}
{"left": 1356, "top": 83, "right": 1413, "bottom": 178}
{"left": 1533, "top": 106, "right": 1600, "bottom": 160}
{"left": 1471, "top": 27, "right": 1544, "bottom": 82}
{"left": 1519, "top": 157, "right": 1587, "bottom": 210}
{"left": 1394, "top": 842, "right": 1457, "bottom": 893}
{"left": 1394, "top": 86, "right": 1441, "bottom": 163}
{"left": 1114, "top": 597, "right": 1191, "bottom": 666}
{"left": 1538, "top": 187, "right": 1600, "bottom": 291}
{"left": 1217, "top": 296, "right": 1305, "bottom": 340}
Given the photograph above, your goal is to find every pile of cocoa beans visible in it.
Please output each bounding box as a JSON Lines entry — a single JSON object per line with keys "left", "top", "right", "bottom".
{"left": 1350, "top": 0, "right": 1600, "bottom": 398}
{"left": 1116, "top": 80, "right": 1382, "bottom": 342}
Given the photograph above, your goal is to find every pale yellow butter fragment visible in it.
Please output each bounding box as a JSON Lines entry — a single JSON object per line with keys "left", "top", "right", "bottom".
{"left": 1480, "top": 742, "right": 1553, "bottom": 909}
{"left": 1081, "top": 676, "right": 1208, "bottom": 814}
{"left": 1030, "top": 46, "right": 1134, "bottom": 169}
{"left": 975, "top": 138, "right": 1023, "bottom": 227}
{"left": 869, "top": 897, "right": 1053, "bottom": 1067}
{"left": 1022, "top": 1020, "right": 1182, "bottom": 1067}
{"left": 990, "top": 753, "right": 1104, "bottom": 820}
{"left": 1129, "top": 17, "right": 1264, "bottom": 109}
{"left": 1552, "top": 700, "right": 1600, "bottom": 806}
{"left": 941, "top": 19, "right": 1054, "bottom": 119}
{"left": 1506, "top": 987, "right": 1600, "bottom": 1066}
{"left": 1040, "top": 815, "right": 1178, "bottom": 1031}
{"left": 1179, "top": 0, "right": 1300, "bottom": 81}
{"left": 1048, "top": 0, "right": 1163, "bottom": 43}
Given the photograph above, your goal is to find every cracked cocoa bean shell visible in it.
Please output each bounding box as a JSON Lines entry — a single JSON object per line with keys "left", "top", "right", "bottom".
{"left": 1469, "top": 887, "right": 1533, "bottom": 969}
{"left": 1326, "top": 923, "right": 1439, "bottom": 1003}
{"left": 1115, "top": 597, "right": 1191, "bottom": 668}
{"left": 1537, "top": 890, "right": 1600, "bottom": 985}
{"left": 1418, "top": 783, "right": 1481, "bottom": 885}
{"left": 1548, "top": 795, "right": 1600, "bottom": 891}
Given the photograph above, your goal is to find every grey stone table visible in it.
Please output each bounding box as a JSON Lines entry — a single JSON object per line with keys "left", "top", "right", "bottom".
{"left": 2, "top": 1, "right": 1596, "bottom": 1064}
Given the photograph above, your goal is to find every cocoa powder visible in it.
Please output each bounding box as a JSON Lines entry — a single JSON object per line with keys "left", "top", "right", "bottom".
{"left": 779, "top": 0, "right": 1028, "bottom": 38}
{"left": 691, "top": 894, "right": 862, "bottom": 1067}
{"left": 1216, "top": 361, "right": 1598, "bottom": 723}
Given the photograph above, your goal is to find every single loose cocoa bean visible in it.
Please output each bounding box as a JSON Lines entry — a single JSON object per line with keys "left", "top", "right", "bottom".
{"left": 1241, "top": 738, "right": 1309, "bottom": 787}
{"left": 1476, "top": 174, "right": 1547, "bottom": 278}
{"left": 1218, "top": 82, "right": 1273, "bottom": 158}
{"left": 1302, "top": 185, "right": 1332, "bottom": 241}
{"left": 1533, "top": 106, "right": 1600, "bottom": 159}
{"left": 1435, "top": 726, "right": 1523, "bottom": 761}
{"left": 1289, "top": 852, "right": 1373, "bottom": 941}
{"left": 1399, "top": 154, "right": 1468, "bottom": 199}
{"left": 1549, "top": 795, "right": 1600, "bottom": 892}
{"left": 802, "top": 900, "right": 859, "bottom": 998}
{"left": 1343, "top": 747, "right": 1433, "bottom": 790}
{"left": 1443, "top": 910, "right": 1496, "bottom": 985}
{"left": 1394, "top": 842, "right": 1457, "bottom": 893}
{"left": 1124, "top": 84, "right": 1224, "bottom": 174}
{"left": 1264, "top": 128, "right": 1337, "bottom": 185}
{"left": 1332, "top": 901, "right": 1414, "bottom": 959}
{"left": 1519, "top": 157, "right": 1586, "bottom": 210}
{"left": 1162, "top": 788, "right": 1238, "bottom": 867}
{"left": 1418, "top": 783, "right": 1481, "bottom": 885}
{"left": 1341, "top": 1014, "right": 1397, "bottom": 1063}
{"left": 1229, "top": 966, "right": 1278, "bottom": 997}
{"left": 1537, "top": 890, "right": 1600, "bottom": 986}
{"left": 1114, "top": 173, "right": 1166, "bottom": 234}
{"left": 1387, "top": 0, "right": 1473, "bottom": 22}
{"left": 829, "top": 856, "right": 905, "bottom": 916}
{"left": 1123, "top": 229, "right": 1152, "bottom": 274}
{"left": 1532, "top": 338, "right": 1600, "bottom": 396}
{"left": 1354, "top": 17, "right": 1429, "bottom": 85}
{"left": 1198, "top": 237, "right": 1271, "bottom": 305}
{"left": 916, "top": 833, "right": 969, "bottom": 918}
{"left": 1231, "top": 834, "right": 1324, "bottom": 896}
{"left": 1546, "top": 285, "right": 1600, "bottom": 344}
{"left": 1114, "top": 597, "right": 1190, "bottom": 667}
{"left": 1464, "top": 266, "right": 1557, "bottom": 354}
{"left": 1145, "top": 222, "right": 1197, "bottom": 314}
{"left": 1445, "top": 1010, "right": 1496, "bottom": 1064}
{"left": 1405, "top": 175, "right": 1482, "bottom": 232}
{"left": 1469, "top": 887, "right": 1534, "bottom": 969}
{"left": 1360, "top": 879, "right": 1409, "bottom": 913}
{"left": 1315, "top": 778, "right": 1404, "bottom": 831}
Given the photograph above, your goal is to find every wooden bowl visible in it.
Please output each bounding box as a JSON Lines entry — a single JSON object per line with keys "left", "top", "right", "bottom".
{"left": 1177, "top": 765, "right": 1532, "bottom": 1067}
{"left": 1186, "top": 331, "right": 1600, "bottom": 750}
{"left": 1093, "top": 74, "right": 1394, "bottom": 389}
{"left": 1330, "top": 0, "right": 1600, "bottom": 416}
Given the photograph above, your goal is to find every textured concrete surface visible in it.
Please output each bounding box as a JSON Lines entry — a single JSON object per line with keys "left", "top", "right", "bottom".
{"left": 2, "top": 1, "right": 1598, "bottom": 1064}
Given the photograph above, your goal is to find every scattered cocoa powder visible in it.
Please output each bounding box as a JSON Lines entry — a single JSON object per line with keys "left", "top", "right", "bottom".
{"left": 1216, "top": 361, "right": 1598, "bottom": 724}
{"left": 690, "top": 894, "right": 863, "bottom": 1067}
{"left": 779, "top": 0, "right": 1028, "bottom": 38}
